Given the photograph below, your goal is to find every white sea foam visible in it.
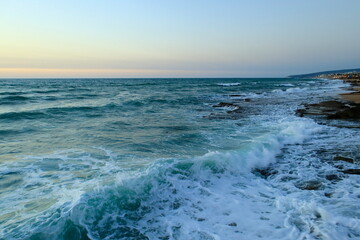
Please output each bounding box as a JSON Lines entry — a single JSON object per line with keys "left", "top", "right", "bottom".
{"left": 45, "top": 117, "right": 333, "bottom": 240}
{"left": 276, "top": 83, "right": 295, "bottom": 87}
{"left": 272, "top": 87, "right": 307, "bottom": 94}
{"left": 217, "top": 83, "right": 242, "bottom": 86}
{"left": 2, "top": 78, "right": 360, "bottom": 239}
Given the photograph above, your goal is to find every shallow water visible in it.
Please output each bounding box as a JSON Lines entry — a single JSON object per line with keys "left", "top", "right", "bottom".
{"left": 0, "top": 78, "right": 359, "bottom": 240}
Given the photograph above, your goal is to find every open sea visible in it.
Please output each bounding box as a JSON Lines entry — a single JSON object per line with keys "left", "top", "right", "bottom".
{"left": 1, "top": 78, "right": 360, "bottom": 240}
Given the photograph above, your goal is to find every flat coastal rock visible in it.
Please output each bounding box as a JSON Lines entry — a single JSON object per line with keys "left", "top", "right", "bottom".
{"left": 296, "top": 100, "right": 360, "bottom": 120}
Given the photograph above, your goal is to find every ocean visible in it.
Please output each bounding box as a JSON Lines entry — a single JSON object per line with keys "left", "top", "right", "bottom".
{"left": 0, "top": 78, "right": 359, "bottom": 240}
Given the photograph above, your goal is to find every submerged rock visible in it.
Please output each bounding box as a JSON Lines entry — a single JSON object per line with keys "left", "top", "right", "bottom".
{"left": 333, "top": 156, "right": 354, "bottom": 163}
{"left": 213, "top": 102, "right": 239, "bottom": 108}
{"left": 324, "top": 192, "right": 333, "bottom": 198}
{"left": 341, "top": 169, "right": 360, "bottom": 175}
{"left": 253, "top": 168, "right": 278, "bottom": 179}
{"left": 205, "top": 113, "right": 242, "bottom": 120}
{"left": 325, "top": 174, "right": 343, "bottom": 181}
{"left": 295, "top": 180, "right": 323, "bottom": 190}
{"left": 206, "top": 102, "right": 243, "bottom": 120}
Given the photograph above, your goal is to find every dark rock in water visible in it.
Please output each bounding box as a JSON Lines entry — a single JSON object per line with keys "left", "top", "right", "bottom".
{"left": 327, "top": 106, "right": 360, "bottom": 120}
{"left": 333, "top": 156, "right": 354, "bottom": 163}
{"left": 325, "top": 174, "right": 343, "bottom": 181}
{"left": 296, "top": 99, "right": 360, "bottom": 121}
{"left": 310, "top": 100, "right": 347, "bottom": 109}
{"left": 213, "top": 102, "right": 238, "bottom": 108}
{"left": 316, "top": 148, "right": 328, "bottom": 154}
{"left": 334, "top": 164, "right": 344, "bottom": 170}
{"left": 295, "top": 180, "right": 323, "bottom": 190}
{"left": 324, "top": 192, "right": 333, "bottom": 198}
{"left": 244, "top": 98, "right": 251, "bottom": 102}
{"left": 341, "top": 169, "right": 360, "bottom": 175}
{"left": 295, "top": 109, "right": 306, "bottom": 117}
{"left": 205, "top": 113, "right": 242, "bottom": 120}
{"left": 253, "top": 168, "right": 278, "bottom": 179}
{"left": 280, "top": 175, "right": 298, "bottom": 182}
{"left": 207, "top": 102, "right": 243, "bottom": 120}
{"left": 331, "top": 124, "right": 360, "bottom": 129}
{"left": 228, "top": 222, "right": 237, "bottom": 227}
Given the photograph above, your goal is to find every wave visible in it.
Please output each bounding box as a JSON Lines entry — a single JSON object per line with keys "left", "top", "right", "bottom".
{"left": 0, "top": 104, "right": 118, "bottom": 121}
{"left": 4, "top": 118, "right": 322, "bottom": 239}
{"left": 217, "top": 83, "right": 242, "bottom": 86}
{"left": 0, "top": 96, "right": 31, "bottom": 105}
{"left": 227, "top": 87, "right": 308, "bottom": 101}
{"left": 0, "top": 91, "right": 26, "bottom": 96}
{"left": 0, "top": 111, "right": 49, "bottom": 121}
{"left": 0, "top": 128, "right": 33, "bottom": 136}
{"left": 275, "top": 84, "right": 295, "bottom": 87}
{"left": 271, "top": 87, "right": 307, "bottom": 94}
{"left": 1, "top": 78, "right": 358, "bottom": 239}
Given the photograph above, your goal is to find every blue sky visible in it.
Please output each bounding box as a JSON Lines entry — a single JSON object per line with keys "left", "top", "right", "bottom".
{"left": 0, "top": 0, "right": 359, "bottom": 77}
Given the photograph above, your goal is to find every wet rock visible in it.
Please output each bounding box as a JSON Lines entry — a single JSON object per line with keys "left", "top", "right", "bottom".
{"left": 333, "top": 156, "right": 354, "bottom": 163}
{"left": 327, "top": 106, "right": 360, "bottom": 120}
{"left": 341, "top": 169, "right": 360, "bottom": 175}
{"left": 330, "top": 125, "right": 360, "bottom": 129}
{"left": 280, "top": 175, "right": 298, "bottom": 182}
{"left": 325, "top": 174, "right": 342, "bottom": 181}
{"left": 205, "top": 113, "right": 242, "bottom": 120}
{"left": 310, "top": 100, "right": 347, "bottom": 109}
{"left": 296, "top": 99, "right": 360, "bottom": 122}
{"left": 296, "top": 100, "right": 347, "bottom": 116}
{"left": 213, "top": 102, "right": 238, "bottom": 108}
{"left": 253, "top": 168, "right": 278, "bottom": 179}
{"left": 324, "top": 192, "right": 333, "bottom": 198}
{"left": 295, "top": 180, "right": 323, "bottom": 190}
{"left": 295, "top": 109, "right": 306, "bottom": 117}
{"left": 206, "top": 101, "right": 244, "bottom": 120}
{"left": 316, "top": 148, "right": 328, "bottom": 154}
{"left": 296, "top": 108, "right": 323, "bottom": 116}
{"left": 334, "top": 165, "right": 344, "bottom": 170}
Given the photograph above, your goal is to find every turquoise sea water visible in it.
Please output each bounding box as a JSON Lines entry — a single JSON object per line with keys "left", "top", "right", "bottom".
{"left": 1, "top": 78, "right": 359, "bottom": 239}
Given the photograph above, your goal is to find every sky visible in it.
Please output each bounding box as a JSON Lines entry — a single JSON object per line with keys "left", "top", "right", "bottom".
{"left": 0, "top": 0, "right": 360, "bottom": 78}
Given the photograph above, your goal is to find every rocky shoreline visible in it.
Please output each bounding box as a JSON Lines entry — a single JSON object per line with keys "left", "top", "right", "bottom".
{"left": 294, "top": 73, "right": 360, "bottom": 178}
{"left": 296, "top": 73, "right": 360, "bottom": 121}
{"left": 207, "top": 74, "right": 360, "bottom": 183}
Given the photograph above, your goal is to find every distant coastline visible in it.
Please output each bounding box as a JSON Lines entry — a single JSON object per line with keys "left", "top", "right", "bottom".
{"left": 292, "top": 68, "right": 360, "bottom": 104}
{"left": 288, "top": 68, "right": 360, "bottom": 79}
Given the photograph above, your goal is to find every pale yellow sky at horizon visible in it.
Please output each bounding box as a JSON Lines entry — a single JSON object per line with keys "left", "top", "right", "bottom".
{"left": 1, "top": 68, "right": 257, "bottom": 78}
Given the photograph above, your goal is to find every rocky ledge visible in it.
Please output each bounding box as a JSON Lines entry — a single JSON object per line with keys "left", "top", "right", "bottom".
{"left": 296, "top": 73, "right": 360, "bottom": 120}
{"left": 295, "top": 74, "right": 360, "bottom": 178}
{"left": 296, "top": 100, "right": 360, "bottom": 120}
